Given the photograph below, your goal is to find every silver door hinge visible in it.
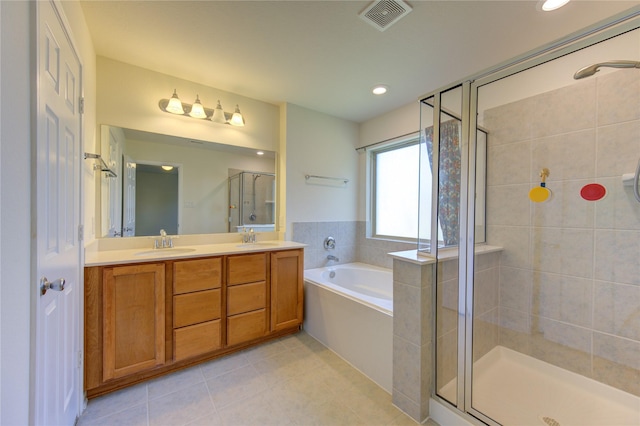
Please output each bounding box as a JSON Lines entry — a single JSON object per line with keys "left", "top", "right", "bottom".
{"left": 78, "top": 225, "right": 84, "bottom": 242}
{"left": 79, "top": 97, "right": 85, "bottom": 114}
{"left": 77, "top": 350, "right": 83, "bottom": 369}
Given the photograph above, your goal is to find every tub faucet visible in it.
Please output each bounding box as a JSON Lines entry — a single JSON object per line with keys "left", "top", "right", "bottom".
{"left": 327, "top": 255, "right": 340, "bottom": 262}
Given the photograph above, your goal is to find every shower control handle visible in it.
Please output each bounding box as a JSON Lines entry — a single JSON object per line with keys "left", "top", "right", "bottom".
{"left": 324, "top": 236, "right": 336, "bottom": 250}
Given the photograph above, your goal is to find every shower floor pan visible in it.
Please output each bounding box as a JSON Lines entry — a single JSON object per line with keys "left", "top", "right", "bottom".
{"left": 439, "top": 346, "right": 640, "bottom": 426}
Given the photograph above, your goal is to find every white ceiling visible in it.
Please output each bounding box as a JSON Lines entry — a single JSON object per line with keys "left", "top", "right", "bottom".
{"left": 79, "top": 0, "right": 639, "bottom": 123}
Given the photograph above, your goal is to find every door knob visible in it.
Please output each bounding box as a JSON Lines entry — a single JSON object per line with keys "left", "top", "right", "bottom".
{"left": 40, "top": 277, "right": 65, "bottom": 296}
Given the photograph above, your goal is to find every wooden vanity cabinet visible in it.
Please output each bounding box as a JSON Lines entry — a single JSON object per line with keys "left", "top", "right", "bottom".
{"left": 226, "top": 253, "right": 268, "bottom": 346}
{"left": 85, "top": 248, "right": 303, "bottom": 398}
{"left": 172, "top": 257, "right": 223, "bottom": 361}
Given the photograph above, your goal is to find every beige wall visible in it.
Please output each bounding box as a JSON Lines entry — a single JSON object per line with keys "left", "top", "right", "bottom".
{"left": 283, "top": 103, "right": 359, "bottom": 237}
{"left": 96, "top": 57, "right": 279, "bottom": 153}
{"left": 357, "top": 101, "right": 420, "bottom": 222}
{"left": 60, "top": 1, "right": 98, "bottom": 243}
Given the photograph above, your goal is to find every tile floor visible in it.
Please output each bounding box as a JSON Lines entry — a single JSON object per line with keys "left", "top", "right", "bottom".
{"left": 78, "top": 331, "right": 437, "bottom": 426}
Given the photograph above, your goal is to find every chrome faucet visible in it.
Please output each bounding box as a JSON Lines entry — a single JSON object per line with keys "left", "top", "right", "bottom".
{"left": 241, "top": 227, "right": 256, "bottom": 244}
{"left": 155, "top": 229, "right": 173, "bottom": 249}
{"left": 327, "top": 254, "right": 340, "bottom": 262}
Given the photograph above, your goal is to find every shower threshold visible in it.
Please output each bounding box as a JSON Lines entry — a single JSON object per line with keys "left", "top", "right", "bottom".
{"left": 439, "top": 346, "right": 639, "bottom": 425}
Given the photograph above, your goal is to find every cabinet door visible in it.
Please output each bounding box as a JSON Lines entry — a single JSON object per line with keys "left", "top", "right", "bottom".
{"left": 103, "top": 263, "right": 165, "bottom": 380}
{"left": 270, "top": 249, "right": 304, "bottom": 331}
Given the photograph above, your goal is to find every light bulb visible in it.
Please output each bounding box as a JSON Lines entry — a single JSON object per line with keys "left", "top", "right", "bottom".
{"left": 165, "top": 89, "right": 185, "bottom": 114}
{"left": 211, "top": 100, "right": 227, "bottom": 124}
{"left": 229, "top": 105, "right": 245, "bottom": 127}
{"left": 189, "top": 95, "right": 207, "bottom": 119}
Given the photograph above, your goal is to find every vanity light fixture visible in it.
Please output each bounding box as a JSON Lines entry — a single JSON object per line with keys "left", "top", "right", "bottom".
{"left": 159, "top": 91, "right": 246, "bottom": 126}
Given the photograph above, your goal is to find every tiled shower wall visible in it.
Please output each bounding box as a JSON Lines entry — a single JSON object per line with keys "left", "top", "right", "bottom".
{"left": 483, "top": 69, "right": 640, "bottom": 396}
{"left": 291, "top": 221, "right": 415, "bottom": 270}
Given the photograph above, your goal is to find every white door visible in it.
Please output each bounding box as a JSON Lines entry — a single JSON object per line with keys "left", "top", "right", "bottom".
{"left": 35, "top": 1, "right": 82, "bottom": 425}
{"left": 123, "top": 155, "right": 136, "bottom": 236}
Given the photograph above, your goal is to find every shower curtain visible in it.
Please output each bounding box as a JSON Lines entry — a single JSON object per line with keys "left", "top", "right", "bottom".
{"left": 424, "top": 119, "right": 462, "bottom": 246}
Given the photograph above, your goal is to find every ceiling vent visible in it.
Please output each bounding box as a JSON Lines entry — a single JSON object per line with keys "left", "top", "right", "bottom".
{"left": 359, "top": 0, "right": 412, "bottom": 32}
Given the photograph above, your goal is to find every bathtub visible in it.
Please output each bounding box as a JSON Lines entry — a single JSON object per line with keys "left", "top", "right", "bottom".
{"left": 303, "top": 262, "right": 393, "bottom": 393}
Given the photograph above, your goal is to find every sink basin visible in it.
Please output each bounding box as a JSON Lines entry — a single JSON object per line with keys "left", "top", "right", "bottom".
{"left": 134, "top": 248, "right": 196, "bottom": 257}
{"left": 235, "top": 242, "right": 280, "bottom": 248}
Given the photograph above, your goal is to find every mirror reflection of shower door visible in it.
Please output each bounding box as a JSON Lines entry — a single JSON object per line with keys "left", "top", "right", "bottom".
{"left": 249, "top": 173, "right": 276, "bottom": 225}
{"left": 244, "top": 174, "right": 258, "bottom": 224}
{"left": 229, "top": 171, "right": 276, "bottom": 231}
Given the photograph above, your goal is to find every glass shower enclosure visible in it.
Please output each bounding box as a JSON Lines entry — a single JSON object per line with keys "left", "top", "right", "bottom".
{"left": 228, "top": 171, "right": 276, "bottom": 232}
{"left": 421, "top": 11, "right": 640, "bottom": 426}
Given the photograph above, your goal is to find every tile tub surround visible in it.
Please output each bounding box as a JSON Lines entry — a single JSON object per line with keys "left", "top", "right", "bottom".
{"left": 291, "top": 221, "right": 415, "bottom": 269}
{"left": 77, "top": 331, "right": 427, "bottom": 426}
{"left": 390, "top": 253, "right": 434, "bottom": 423}
{"left": 483, "top": 68, "right": 640, "bottom": 396}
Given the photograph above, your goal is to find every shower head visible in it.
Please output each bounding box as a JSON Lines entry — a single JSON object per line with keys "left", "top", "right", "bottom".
{"left": 574, "top": 60, "right": 640, "bottom": 79}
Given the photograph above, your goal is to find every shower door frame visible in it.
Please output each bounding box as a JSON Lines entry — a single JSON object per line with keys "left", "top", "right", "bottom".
{"left": 426, "top": 7, "right": 640, "bottom": 425}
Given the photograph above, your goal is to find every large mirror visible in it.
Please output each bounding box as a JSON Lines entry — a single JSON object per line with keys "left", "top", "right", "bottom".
{"left": 99, "top": 125, "right": 276, "bottom": 238}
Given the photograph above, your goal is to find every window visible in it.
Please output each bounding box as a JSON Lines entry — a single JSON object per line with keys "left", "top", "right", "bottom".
{"left": 370, "top": 122, "right": 484, "bottom": 246}
{"left": 371, "top": 136, "right": 434, "bottom": 241}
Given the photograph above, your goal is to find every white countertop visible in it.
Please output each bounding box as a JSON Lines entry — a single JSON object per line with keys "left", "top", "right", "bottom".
{"left": 85, "top": 240, "right": 306, "bottom": 267}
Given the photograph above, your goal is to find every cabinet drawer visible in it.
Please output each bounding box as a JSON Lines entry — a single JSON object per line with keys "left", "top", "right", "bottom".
{"left": 227, "top": 309, "right": 267, "bottom": 346}
{"left": 174, "top": 258, "right": 222, "bottom": 294}
{"left": 174, "top": 320, "right": 221, "bottom": 362}
{"left": 227, "top": 253, "right": 266, "bottom": 286}
{"left": 174, "top": 289, "right": 221, "bottom": 328}
{"left": 227, "top": 282, "right": 266, "bottom": 316}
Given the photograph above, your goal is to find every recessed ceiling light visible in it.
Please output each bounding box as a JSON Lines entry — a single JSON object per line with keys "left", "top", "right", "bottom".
{"left": 161, "top": 165, "right": 174, "bottom": 171}
{"left": 539, "top": 0, "right": 570, "bottom": 11}
{"left": 372, "top": 85, "right": 388, "bottom": 95}
{"left": 256, "top": 151, "right": 264, "bottom": 156}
